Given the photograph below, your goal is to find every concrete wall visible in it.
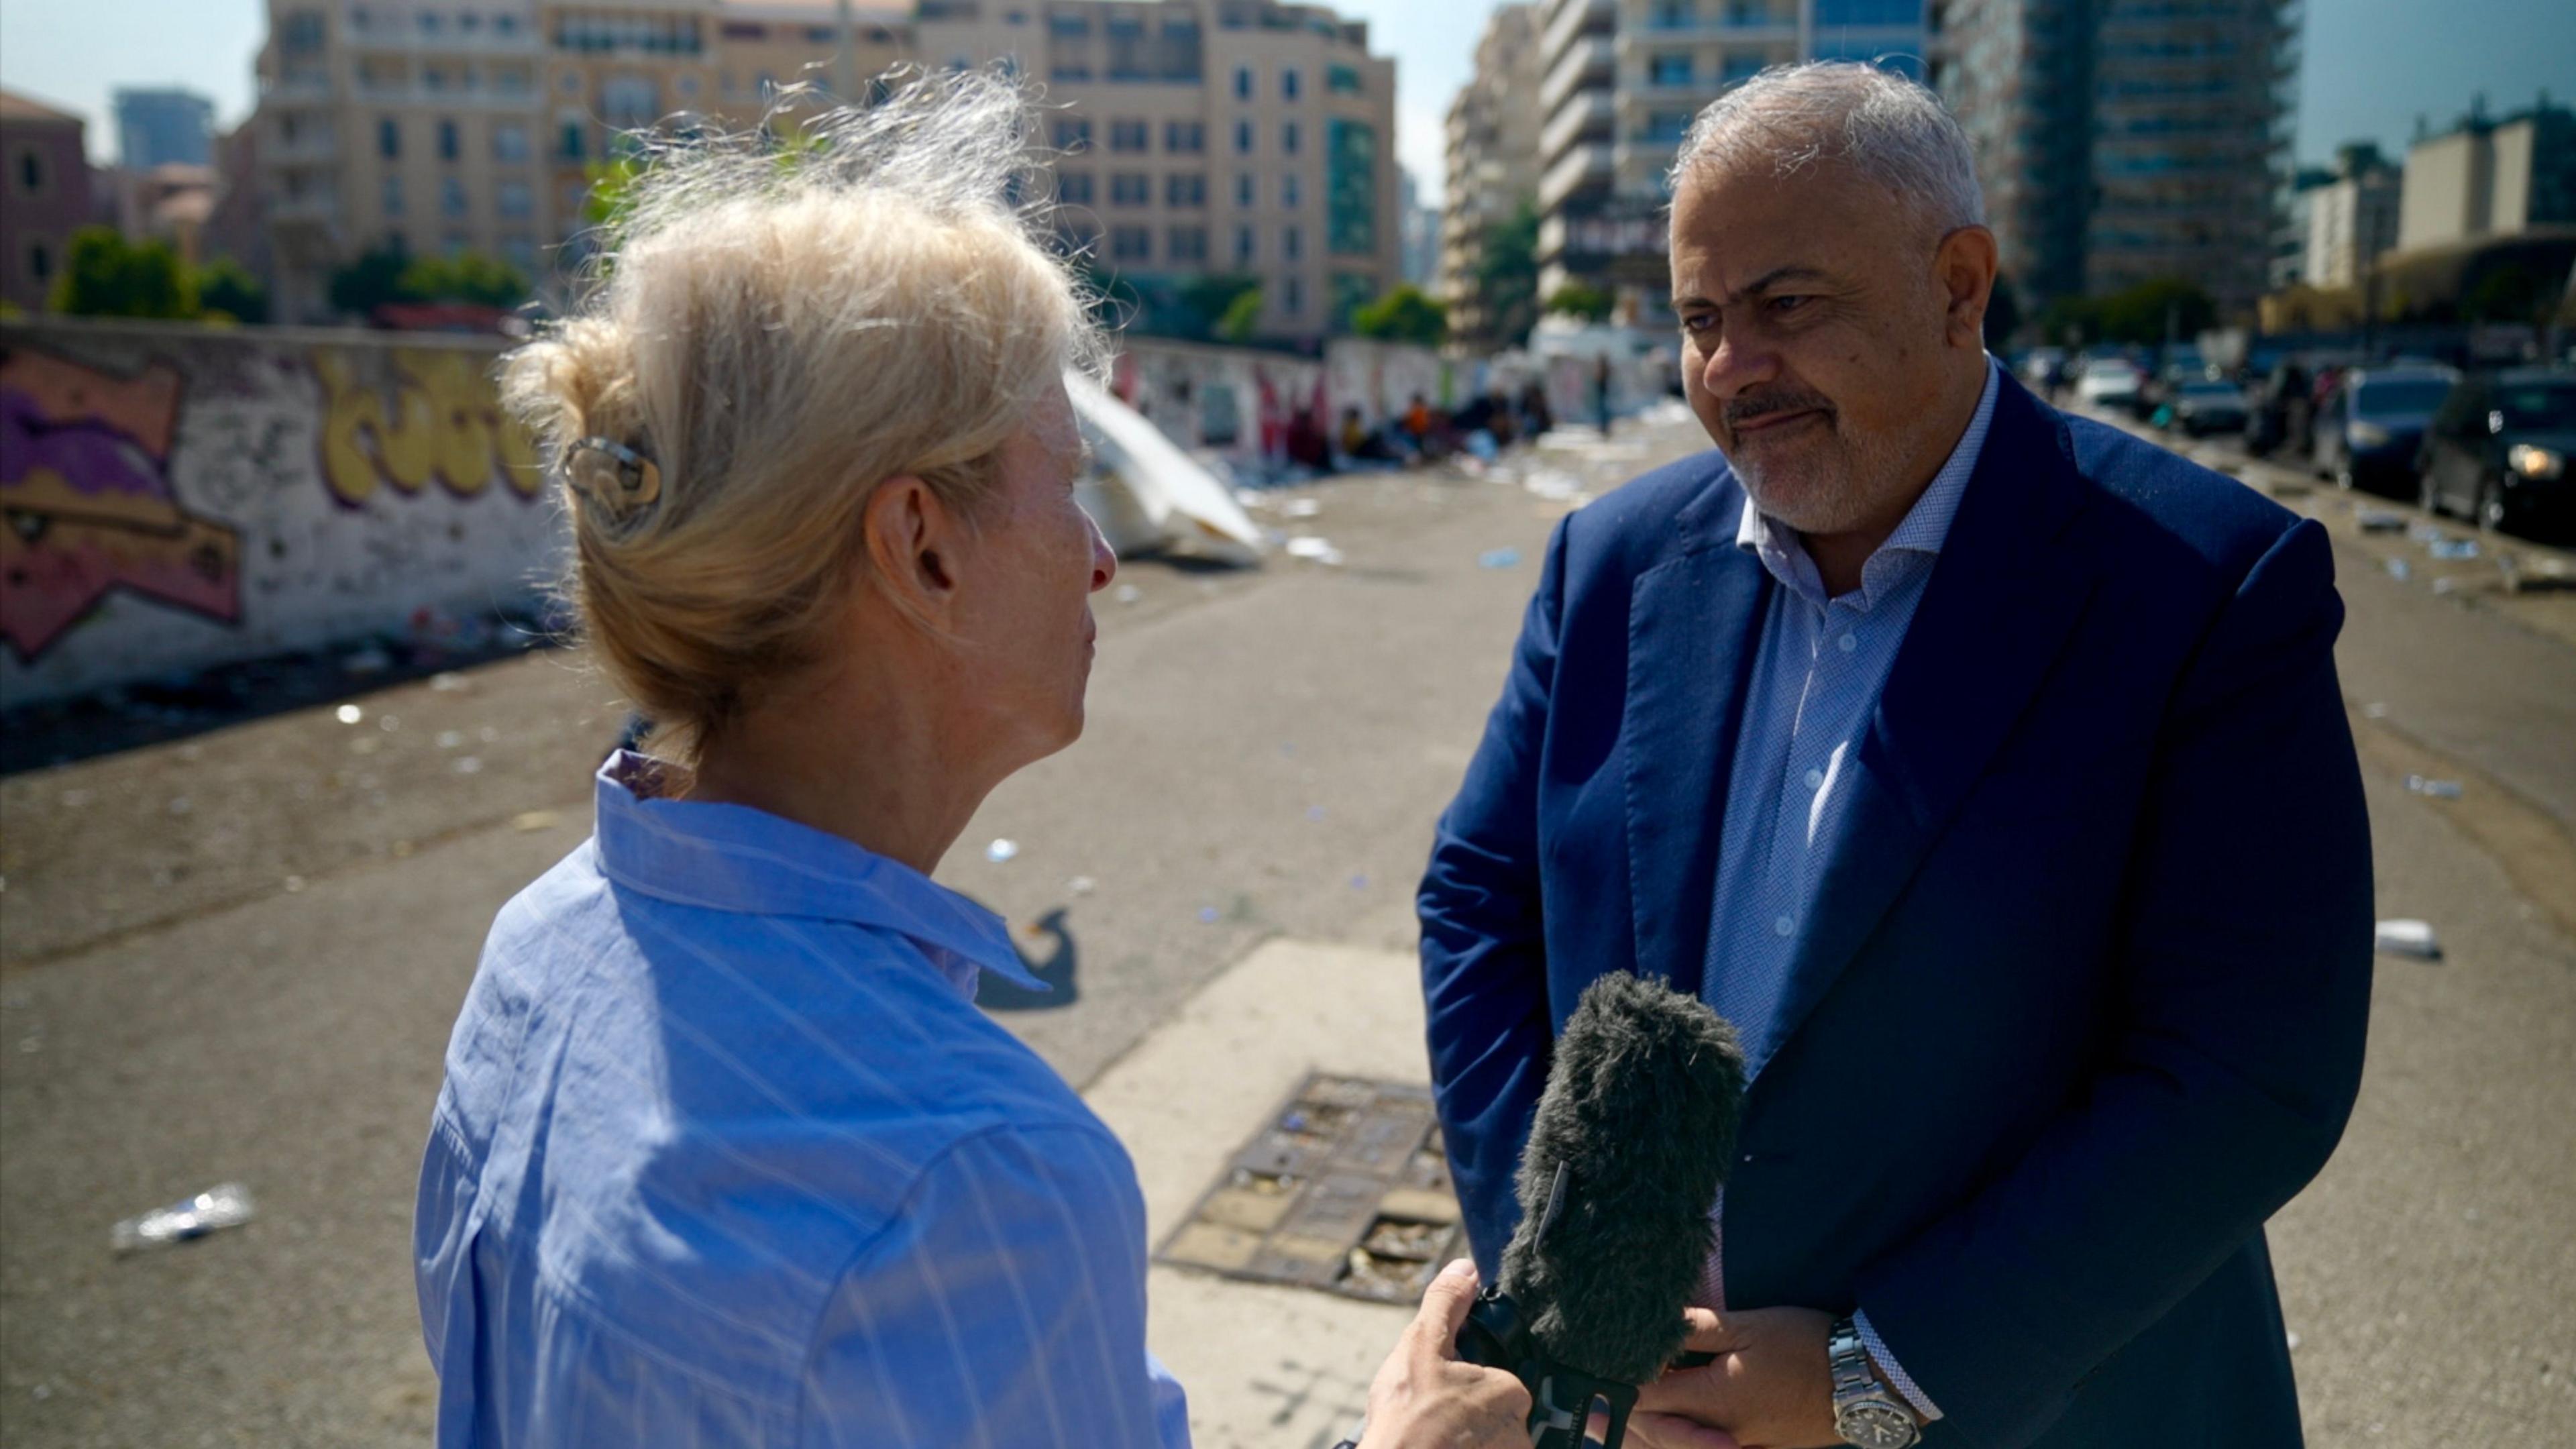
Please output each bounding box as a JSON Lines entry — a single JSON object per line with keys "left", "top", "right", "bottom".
{"left": 1105, "top": 336, "right": 1452, "bottom": 471}
{"left": 1, "top": 319, "right": 561, "bottom": 708}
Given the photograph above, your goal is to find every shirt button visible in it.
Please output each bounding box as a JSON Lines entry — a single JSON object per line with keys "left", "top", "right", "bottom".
{"left": 1772, "top": 914, "right": 1795, "bottom": 938}
{"left": 1838, "top": 633, "right": 1859, "bottom": 653}
{"left": 1804, "top": 767, "right": 1825, "bottom": 790}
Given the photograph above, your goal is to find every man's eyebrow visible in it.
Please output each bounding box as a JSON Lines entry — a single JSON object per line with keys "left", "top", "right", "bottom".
{"left": 1672, "top": 265, "right": 1834, "bottom": 310}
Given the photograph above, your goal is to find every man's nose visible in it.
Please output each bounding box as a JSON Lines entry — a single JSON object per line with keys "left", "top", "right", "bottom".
{"left": 1697, "top": 324, "right": 1780, "bottom": 402}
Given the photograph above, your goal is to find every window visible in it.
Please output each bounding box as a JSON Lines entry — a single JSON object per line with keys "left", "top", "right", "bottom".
{"left": 1110, "top": 118, "right": 1150, "bottom": 152}
{"left": 493, "top": 123, "right": 529, "bottom": 162}
{"left": 419, "top": 9, "right": 443, "bottom": 34}
{"left": 498, "top": 180, "right": 533, "bottom": 217}
{"left": 1281, "top": 67, "right": 1301, "bottom": 101}
{"left": 1726, "top": 0, "right": 1770, "bottom": 23}
{"left": 558, "top": 117, "right": 585, "bottom": 160}
{"left": 1168, "top": 225, "right": 1208, "bottom": 262}
{"left": 1649, "top": 53, "right": 1693, "bottom": 86}
{"left": 1651, "top": 0, "right": 1696, "bottom": 25}
{"left": 1058, "top": 170, "right": 1095, "bottom": 205}
{"left": 382, "top": 175, "right": 405, "bottom": 216}
{"left": 1235, "top": 119, "right": 1254, "bottom": 154}
{"left": 28, "top": 239, "right": 51, "bottom": 282}
{"left": 1054, "top": 118, "right": 1091, "bottom": 152}
{"left": 1721, "top": 54, "right": 1766, "bottom": 83}
{"left": 378, "top": 117, "right": 401, "bottom": 158}
{"left": 1233, "top": 65, "right": 1252, "bottom": 99}
{"left": 1235, "top": 224, "right": 1255, "bottom": 263}
{"left": 1167, "top": 173, "right": 1206, "bottom": 207}
{"left": 1813, "top": 0, "right": 1921, "bottom": 23}
{"left": 1110, "top": 172, "right": 1150, "bottom": 206}
{"left": 441, "top": 176, "right": 469, "bottom": 217}
{"left": 1281, "top": 121, "right": 1299, "bottom": 155}
{"left": 1645, "top": 110, "right": 1693, "bottom": 142}
{"left": 1236, "top": 172, "right": 1254, "bottom": 207}
{"left": 494, "top": 13, "right": 519, "bottom": 36}
{"left": 1327, "top": 64, "right": 1361, "bottom": 95}
{"left": 1051, "top": 13, "right": 1089, "bottom": 36}
{"left": 1164, "top": 120, "right": 1204, "bottom": 153}
{"left": 1282, "top": 174, "right": 1300, "bottom": 207}
{"left": 438, "top": 119, "right": 461, "bottom": 161}
{"left": 15, "top": 150, "right": 41, "bottom": 193}
{"left": 1111, "top": 225, "right": 1150, "bottom": 262}
{"left": 601, "top": 75, "right": 657, "bottom": 128}
{"left": 460, "top": 9, "right": 482, "bottom": 31}
{"left": 1283, "top": 224, "right": 1301, "bottom": 260}
{"left": 1284, "top": 274, "right": 1303, "bottom": 313}
{"left": 500, "top": 234, "right": 537, "bottom": 271}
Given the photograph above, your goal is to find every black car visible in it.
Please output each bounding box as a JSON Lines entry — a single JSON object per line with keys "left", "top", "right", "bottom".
{"left": 2417, "top": 369, "right": 2576, "bottom": 536}
{"left": 2312, "top": 366, "right": 2457, "bottom": 496}
{"left": 2169, "top": 378, "right": 2250, "bottom": 437}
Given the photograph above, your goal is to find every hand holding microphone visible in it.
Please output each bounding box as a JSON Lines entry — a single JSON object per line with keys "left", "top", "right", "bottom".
{"left": 1355, "top": 1258, "right": 1534, "bottom": 1449}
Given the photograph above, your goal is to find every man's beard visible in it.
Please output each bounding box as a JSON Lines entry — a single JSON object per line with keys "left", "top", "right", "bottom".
{"left": 1725, "top": 388, "right": 1932, "bottom": 538}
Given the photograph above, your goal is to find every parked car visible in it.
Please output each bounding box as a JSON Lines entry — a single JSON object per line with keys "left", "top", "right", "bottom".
{"left": 2245, "top": 350, "right": 2360, "bottom": 457}
{"left": 2312, "top": 365, "right": 2458, "bottom": 496}
{"left": 2169, "top": 378, "right": 2251, "bottom": 437}
{"left": 2416, "top": 369, "right": 2576, "bottom": 536}
{"left": 2074, "top": 358, "right": 2145, "bottom": 412}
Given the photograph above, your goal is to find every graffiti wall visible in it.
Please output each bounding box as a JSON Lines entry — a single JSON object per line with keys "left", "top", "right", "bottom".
{"left": 1, "top": 319, "right": 561, "bottom": 707}
{"left": 1105, "top": 337, "right": 1448, "bottom": 476}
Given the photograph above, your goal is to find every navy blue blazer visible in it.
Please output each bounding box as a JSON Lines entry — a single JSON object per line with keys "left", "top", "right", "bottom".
{"left": 1417, "top": 374, "right": 2373, "bottom": 1448}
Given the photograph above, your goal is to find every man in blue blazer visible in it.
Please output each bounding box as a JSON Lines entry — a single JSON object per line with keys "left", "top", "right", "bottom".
{"left": 1417, "top": 64, "right": 2373, "bottom": 1449}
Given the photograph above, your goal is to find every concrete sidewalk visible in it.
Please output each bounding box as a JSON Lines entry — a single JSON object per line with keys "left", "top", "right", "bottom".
{"left": 1085, "top": 936, "right": 1431, "bottom": 1449}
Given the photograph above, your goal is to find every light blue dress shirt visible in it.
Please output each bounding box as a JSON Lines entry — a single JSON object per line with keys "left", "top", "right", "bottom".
{"left": 1697, "top": 358, "right": 2002, "bottom": 1419}
{"left": 415, "top": 753, "right": 1193, "bottom": 1448}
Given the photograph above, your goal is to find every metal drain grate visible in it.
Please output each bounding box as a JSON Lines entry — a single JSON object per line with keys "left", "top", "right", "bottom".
{"left": 1155, "top": 1073, "right": 1466, "bottom": 1304}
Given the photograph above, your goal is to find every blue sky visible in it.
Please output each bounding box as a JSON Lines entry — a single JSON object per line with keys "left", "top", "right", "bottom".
{"left": 4, "top": 0, "right": 2569, "bottom": 203}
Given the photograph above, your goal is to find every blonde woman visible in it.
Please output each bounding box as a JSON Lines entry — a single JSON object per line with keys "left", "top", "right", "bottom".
{"left": 412, "top": 72, "right": 1526, "bottom": 1448}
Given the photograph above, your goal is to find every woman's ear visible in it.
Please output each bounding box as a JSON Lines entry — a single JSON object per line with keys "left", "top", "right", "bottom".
{"left": 861, "top": 474, "right": 962, "bottom": 625}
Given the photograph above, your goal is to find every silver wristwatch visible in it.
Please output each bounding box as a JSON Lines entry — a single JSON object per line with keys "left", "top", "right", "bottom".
{"left": 1828, "top": 1315, "right": 1921, "bottom": 1448}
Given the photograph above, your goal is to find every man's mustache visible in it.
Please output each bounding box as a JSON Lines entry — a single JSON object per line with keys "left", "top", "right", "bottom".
{"left": 1722, "top": 390, "right": 1836, "bottom": 430}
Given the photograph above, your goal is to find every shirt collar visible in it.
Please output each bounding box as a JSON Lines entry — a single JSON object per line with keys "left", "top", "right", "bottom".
{"left": 590, "top": 751, "right": 1047, "bottom": 999}
{"left": 1735, "top": 354, "right": 2000, "bottom": 608}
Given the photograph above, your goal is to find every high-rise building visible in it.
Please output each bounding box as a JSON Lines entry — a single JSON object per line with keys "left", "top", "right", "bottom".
{"left": 2396, "top": 99, "right": 2576, "bottom": 254}
{"left": 2302, "top": 142, "right": 2398, "bottom": 289}
{"left": 916, "top": 0, "right": 1401, "bottom": 341}
{"left": 1, "top": 89, "right": 95, "bottom": 311}
{"left": 1534, "top": 0, "right": 1929, "bottom": 322}
{"left": 1398, "top": 168, "right": 1438, "bottom": 288}
{"left": 1932, "top": 0, "right": 2296, "bottom": 313}
{"left": 115, "top": 87, "right": 217, "bottom": 170}
{"left": 1441, "top": 3, "right": 1542, "bottom": 350}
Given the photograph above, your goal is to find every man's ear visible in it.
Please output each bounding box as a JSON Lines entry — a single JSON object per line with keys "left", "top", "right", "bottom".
{"left": 1934, "top": 225, "right": 2000, "bottom": 349}
{"left": 861, "top": 474, "right": 962, "bottom": 627}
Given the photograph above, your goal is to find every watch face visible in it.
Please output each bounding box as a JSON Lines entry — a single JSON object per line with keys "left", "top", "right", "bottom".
{"left": 1835, "top": 1400, "right": 1919, "bottom": 1449}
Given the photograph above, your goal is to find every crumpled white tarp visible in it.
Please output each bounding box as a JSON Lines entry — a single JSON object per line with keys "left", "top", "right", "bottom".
{"left": 1067, "top": 370, "right": 1265, "bottom": 566}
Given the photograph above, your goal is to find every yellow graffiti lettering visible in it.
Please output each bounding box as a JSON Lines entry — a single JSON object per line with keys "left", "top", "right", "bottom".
{"left": 313, "top": 347, "right": 544, "bottom": 506}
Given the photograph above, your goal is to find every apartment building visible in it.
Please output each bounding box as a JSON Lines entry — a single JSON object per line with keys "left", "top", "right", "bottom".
{"left": 0, "top": 90, "right": 95, "bottom": 312}
{"left": 1440, "top": 3, "right": 1542, "bottom": 350}
{"left": 2302, "top": 142, "right": 2398, "bottom": 289}
{"left": 1532, "top": 0, "right": 1927, "bottom": 319}
{"left": 115, "top": 88, "right": 218, "bottom": 169}
{"left": 1933, "top": 0, "right": 2296, "bottom": 312}
{"left": 2397, "top": 100, "right": 2576, "bottom": 254}
{"left": 916, "top": 0, "right": 1401, "bottom": 341}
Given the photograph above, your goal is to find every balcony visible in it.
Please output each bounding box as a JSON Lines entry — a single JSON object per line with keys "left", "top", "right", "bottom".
{"left": 260, "top": 70, "right": 334, "bottom": 105}
{"left": 1540, "top": 36, "right": 1615, "bottom": 115}
{"left": 1538, "top": 142, "right": 1613, "bottom": 212}
{"left": 1541, "top": 0, "right": 1616, "bottom": 60}
{"left": 1540, "top": 90, "right": 1615, "bottom": 164}
{"left": 264, "top": 130, "right": 339, "bottom": 168}
{"left": 270, "top": 188, "right": 341, "bottom": 227}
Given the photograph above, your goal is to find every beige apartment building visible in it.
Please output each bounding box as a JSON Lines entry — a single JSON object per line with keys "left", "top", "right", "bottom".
{"left": 2398, "top": 102, "right": 2576, "bottom": 256}
{"left": 1440, "top": 3, "right": 1542, "bottom": 350}
{"left": 247, "top": 0, "right": 1393, "bottom": 339}
{"left": 915, "top": 0, "right": 1400, "bottom": 340}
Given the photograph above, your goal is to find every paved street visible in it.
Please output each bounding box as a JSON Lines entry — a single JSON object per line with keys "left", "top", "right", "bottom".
{"left": 3, "top": 405, "right": 2571, "bottom": 1445}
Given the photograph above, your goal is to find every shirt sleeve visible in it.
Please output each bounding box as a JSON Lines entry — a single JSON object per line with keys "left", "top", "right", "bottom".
{"left": 1852, "top": 1309, "right": 1941, "bottom": 1421}
{"left": 798, "top": 1123, "right": 1191, "bottom": 1449}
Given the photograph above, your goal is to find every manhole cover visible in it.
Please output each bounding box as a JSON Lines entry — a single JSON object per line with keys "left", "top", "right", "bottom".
{"left": 1155, "top": 1073, "right": 1466, "bottom": 1304}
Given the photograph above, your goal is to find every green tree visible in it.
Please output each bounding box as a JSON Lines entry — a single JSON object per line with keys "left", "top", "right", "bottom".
{"left": 1470, "top": 199, "right": 1542, "bottom": 349}
{"left": 1352, "top": 284, "right": 1448, "bottom": 346}
{"left": 1216, "top": 286, "right": 1265, "bottom": 344}
{"left": 51, "top": 227, "right": 197, "bottom": 319}
{"left": 398, "top": 251, "right": 532, "bottom": 307}
{"left": 2461, "top": 263, "right": 2541, "bottom": 325}
{"left": 195, "top": 258, "right": 269, "bottom": 324}
{"left": 1542, "top": 281, "right": 1615, "bottom": 323}
{"left": 328, "top": 242, "right": 417, "bottom": 317}
{"left": 2095, "top": 277, "right": 2215, "bottom": 345}
{"left": 1178, "top": 272, "right": 1263, "bottom": 341}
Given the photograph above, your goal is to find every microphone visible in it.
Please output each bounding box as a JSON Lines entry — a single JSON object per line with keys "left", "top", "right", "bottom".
{"left": 1453, "top": 971, "right": 1746, "bottom": 1448}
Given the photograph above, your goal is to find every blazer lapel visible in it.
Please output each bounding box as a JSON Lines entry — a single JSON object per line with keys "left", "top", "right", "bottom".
{"left": 1623, "top": 479, "right": 1769, "bottom": 1002}
{"left": 1762, "top": 378, "right": 2103, "bottom": 1064}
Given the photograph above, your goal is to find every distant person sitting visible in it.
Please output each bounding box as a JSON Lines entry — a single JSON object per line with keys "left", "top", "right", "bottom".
{"left": 417, "top": 68, "right": 1527, "bottom": 1449}
{"left": 1341, "top": 405, "right": 1402, "bottom": 465}
{"left": 1517, "top": 380, "right": 1554, "bottom": 437}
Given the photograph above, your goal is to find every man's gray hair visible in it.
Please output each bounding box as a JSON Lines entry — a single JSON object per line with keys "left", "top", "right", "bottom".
{"left": 1668, "top": 62, "right": 1984, "bottom": 234}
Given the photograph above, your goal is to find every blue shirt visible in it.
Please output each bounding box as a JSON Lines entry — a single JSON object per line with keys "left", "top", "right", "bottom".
{"left": 415, "top": 753, "right": 1193, "bottom": 1448}
{"left": 1697, "top": 357, "right": 2000, "bottom": 1417}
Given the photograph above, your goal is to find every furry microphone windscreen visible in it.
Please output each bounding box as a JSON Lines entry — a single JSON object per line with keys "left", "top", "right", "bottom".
{"left": 1496, "top": 971, "right": 1748, "bottom": 1386}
